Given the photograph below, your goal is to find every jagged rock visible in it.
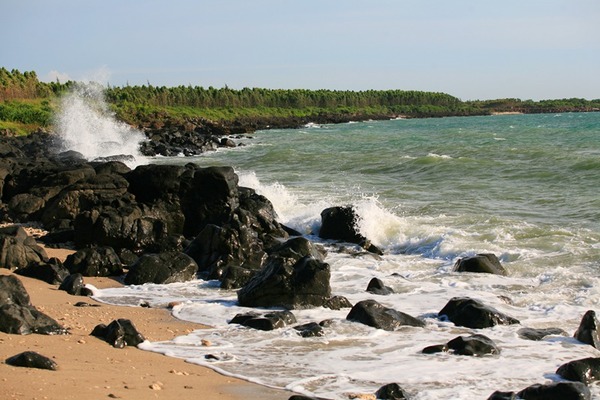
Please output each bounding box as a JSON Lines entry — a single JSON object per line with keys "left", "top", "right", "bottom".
{"left": 0, "top": 225, "right": 48, "bottom": 270}
{"left": 219, "top": 266, "right": 257, "bottom": 289}
{"left": 517, "top": 327, "right": 568, "bottom": 341}
{"left": 318, "top": 206, "right": 382, "bottom": 254}
{"left": 229, "top": 310, "right": 297, "bottom": 331}
{"left": 15, "top": 258, "right": 69, "bottom": 284}
{"left": 346, "top": 299, "right": 424, "bottom": 331}
{"left": 366, "top": 277, "right": 394, "bottom": 295}
{"left": 452, "top": 253, "right": 508, "bottom": 275}
{"left": 91, "top": 318, "right": 145, "bottom": 348}
{"left": 58, "top": 273, "right": 92, "bottom": 296}
{"left": 237, "top": 249, "right": 331, "bottom": 309}
{"left": 424, "top": 334, "right": 499, "bottom": 356}
{"left": 0, "top": 275, "right": 67, "bottom": 335}
{"left": 124, "top": 252, "right": 198, "bottom": 285}
{"left": 375, "top": 383, "right": 410, "bottom": 399}
{"left": 5, "top": 351, "right": 58, "bottom": 370}
{"left": 438, "top": 297, "right": 519, "bottom": 329}
{"left": 556, "top": 357, "right": 600, "bottom": 385}
{"left": 63, "top": 246, "right": 124, "bottom": 277}
{"left": 574, "top": 310, "right": 600, "bottom": 348}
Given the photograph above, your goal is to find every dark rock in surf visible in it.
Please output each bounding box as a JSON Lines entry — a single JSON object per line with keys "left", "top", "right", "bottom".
{"left": 124, "top": 252, "right": 198, "bottom": 285}
{"left": 5, "top": 351, "right": 58, "bottom": 371}
{"left": 323, "top": 295, "right": 353, "bottom": 310}
{"left": 63, "top": 246, "right": 124, "bottom": 277}
{"left": 318, "top": 206, "right": 383, "bottom": 255}
{"left": 423, "top": 334, "right": 499, "bottom": 356}
{"left": 346, "top": 299, "right": 425, "bottom": 331}
{"left": 91, "top": 318, "right": 145, "bottom": 348}
{"left": 517, "top": 327, "right": 568, "bottom": 341}
{"left": 294, "top": 322, "right": 325, "bottom": 338}
{"left": 574, "top": 310, "right": 600, "bottom": 348}
{"left": 219, "top": 266, "right": 257, "bottom": 289}
{"left": 556, "top": 357, "right": 600, "bottom": 385}
{"left": 452, "top": 253, "right": 508, "bottom": 276}
{"left": 229, "top": 310, "right": 297, "bottom": 331}
{"left": 58, "top": 273, "right": 93, "bottom": 296}
{"left": 15, "top": 258, "right": 69, "bottom": 284}
{"left": 0, "top": 275, "right": 67, "bottom": 335}
{"left": 375, "top": 383, "right": 410, "bottom": 399}
{"left": 366, "top": 277, "right": 394, "bottom": 295}
{"left": 438, "top": 297, "right": 519, "bottom": 329}
{"left": 487, "top": 381, "right": 592, "bottom": 400}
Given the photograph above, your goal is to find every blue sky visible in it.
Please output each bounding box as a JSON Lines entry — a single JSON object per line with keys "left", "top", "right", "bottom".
{"left": 2, "top": 0, "right": 599, "bottom": 100}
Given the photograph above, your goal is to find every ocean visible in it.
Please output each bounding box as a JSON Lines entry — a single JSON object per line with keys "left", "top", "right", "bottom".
{"left": 92, "top": 112, "right": 600, "bottom": 399}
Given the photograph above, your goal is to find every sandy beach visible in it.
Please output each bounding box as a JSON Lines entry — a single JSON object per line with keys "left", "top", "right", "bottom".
{"left": 0, "top": 247, "right": 287, "bottom": 400}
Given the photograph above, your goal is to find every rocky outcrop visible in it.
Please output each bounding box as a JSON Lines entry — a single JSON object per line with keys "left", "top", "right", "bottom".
{"left": 0, "top": 275, "right": 67, "bottom": 335}
{"left": 452, "top": 253, "right": 508, "bottom": 276}
{"left": 346, "top": 299, "right": 425, "bottom": 331}
{"left": 438, "top": 297, "right": 519, "bottom": 329}
{"left": 63, "top": 246, "right": 124, "bottom": 277}
{"left": 0, "top": 225, "right": 48, "bottom": 270}
{"left": 14, "top": 258, "right": 69, "bottom": 284}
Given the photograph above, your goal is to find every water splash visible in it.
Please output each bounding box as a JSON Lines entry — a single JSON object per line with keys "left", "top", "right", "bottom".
{"left": 55, "top": 81, "right": 147, "bottom": 167}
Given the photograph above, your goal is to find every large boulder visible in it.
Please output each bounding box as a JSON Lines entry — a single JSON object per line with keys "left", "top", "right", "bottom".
{"left": 63, "top": 246, "right": 124, "bottom": 277}
{"left": 452, "top": 253, "right": 508, "bottom": 276}
{"left": 0, "top": 275, "right": 67, "bottom": 335}
{"left": 125, "top": 164, "right": 186, "bottom": 203}
{"left": 0, "top": 226, "right": 48, "bottom": 270}
{"left": 438, "top": 297, "right": 519, "bottom": 329}
{"left": 124, "top": 252, "right": 198, "bottom": 285}
{"left": 237, "top": 238, "right": 331, "bottom": 309}
{"left": 15, "top": 258, "right": 69, "bottom": 284}
{"left": 346, "top": 299, "right": 425, "bottom": 331}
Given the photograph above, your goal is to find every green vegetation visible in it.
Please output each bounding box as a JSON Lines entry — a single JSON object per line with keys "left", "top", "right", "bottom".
{"left": 1, "top": 67, "right": 599, "bottom": 135}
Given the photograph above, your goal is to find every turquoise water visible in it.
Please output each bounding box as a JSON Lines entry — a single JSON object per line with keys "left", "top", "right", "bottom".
{"left": 99, "top": 112, "right": 600, "bottom": 399}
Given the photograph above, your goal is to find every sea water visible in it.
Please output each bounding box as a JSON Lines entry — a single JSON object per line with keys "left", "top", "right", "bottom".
{"left": 94, "top": 113, "right": 600, "bottom": 399}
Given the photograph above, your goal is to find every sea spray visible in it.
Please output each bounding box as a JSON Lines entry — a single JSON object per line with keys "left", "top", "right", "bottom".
{"left": 55, "top": 81, "right": 147, "bottom": 167}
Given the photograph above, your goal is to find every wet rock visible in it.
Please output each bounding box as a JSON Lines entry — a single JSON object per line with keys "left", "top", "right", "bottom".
{"left": 574, "top": 310, "right": 600, "bottom": 348}
{"left": 91, "top": 318, "right": 145, "bottom": 348}
{"left": 323, "top": 295, "right": 353, "bottom": 310}
{"left": 229, "top": 310, "right": 297, "bottom": 331}
{"left": 219, "top": 266, "right": 257, "bottom": 289}
{"left": 452, "top": 253, "right": 508, "bottom": 276}
{"left": 517, "top": 327, "right": 568, "bottom": 341}
{"left": 556, "top": 357, "right": 600, "bottom": 385}
{"left": 375, "top": 383, "right": 410, "bottom": 399}
{"left": 446, "top": 334, "right": 500, "bottom": 356}
{"left": 124, "top": 252, "right": 198, "bottom": 285}
{"left": 5, "top": 351, "right": 58, "bottom": 370}
{"left": 63, "top": 246, "right": 124, "bottom": 277}
{"left": 346, "top": 299, "right": 425, "bottom": 331}
{"left": 438, "top": 297, "right": 519, "bottom": 329}
{"left": 294, "top": 322, "right": 325, "bottom": 338}
{"left": 318, "top": 206, "right": 382, "bottom": 254}
{"left": 516, "top": 381, "right": 590, "bottom": 400}
{"left": 366, "top": 277, "right": 394, "bottom": 295}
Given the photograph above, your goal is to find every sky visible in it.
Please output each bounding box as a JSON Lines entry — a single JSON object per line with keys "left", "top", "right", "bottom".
{"left": 2, "top": 0, "right": 599, "bottom": 100}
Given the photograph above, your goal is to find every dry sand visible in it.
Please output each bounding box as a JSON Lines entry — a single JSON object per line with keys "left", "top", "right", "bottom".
{"left": 0, "top": 246, "right": 288, "bottom": 400}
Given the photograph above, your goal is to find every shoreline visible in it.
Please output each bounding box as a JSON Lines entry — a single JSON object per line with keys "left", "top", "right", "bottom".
{"left": 0, "top": 247, "right": 288, "bottom": 400}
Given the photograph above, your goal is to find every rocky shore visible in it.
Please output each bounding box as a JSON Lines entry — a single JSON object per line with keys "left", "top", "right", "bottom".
{"left": 2, "top": 124, "right": 600, "bottom": 400}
